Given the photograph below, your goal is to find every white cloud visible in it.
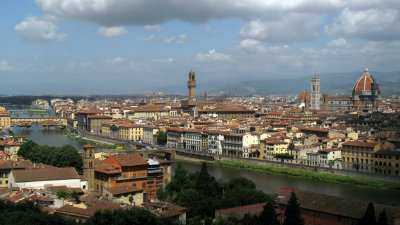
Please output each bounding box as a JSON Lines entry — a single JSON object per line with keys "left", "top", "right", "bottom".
{"left": 137, "top": 34, "right": 155, "bottom": 41}
{"left": 151, "top": 58, "right": 175, "bottom": 64}
{"left": 176, "top": 34, "right": 187, "bottom": 44}
{"left": 327, "top": 38, "right": 350, "bottom": 48}
{"left": 164, "top": 35, "right": 187, "bottom": 44}
{"left": 196, "top": 49, "right": 231, "bottom": 62}
{"left": 325, "top": 8, "right": 400, "bottom": 40}
{"left": 235, "top": 39, "right": 265, "bottom": 52}
{"left": 97, "top": 26, "right": 128, "bottom": 37}
{"left": 104, "top": 57, "right": 125, "bottom": 64}
{"left": 240, "top": 13, "right": 320, "bottom": 42}
{"left": 0, "top": 60, "right": 14, "bottom": 72}
{"left": 143, "top": 25, "right": 161, "bottom": 31}
{"left": 164, "top": 36, "right": 176, "bottom": 44}
{"left": 14, "top": 15, "right": 67, "bottom": 42}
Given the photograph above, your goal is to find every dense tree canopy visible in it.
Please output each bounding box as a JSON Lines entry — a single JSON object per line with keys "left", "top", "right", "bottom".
{"left": 159, "top": 162, "right": 271, "bottom": 220}
{"left": 18, "top": 140, "right": 83, "bottom": 173}
{"left": 0, "top": 199, "right": 76, "bottom": 225}
{"left": 157, "top": 130, "right": 167, "bottom": 145}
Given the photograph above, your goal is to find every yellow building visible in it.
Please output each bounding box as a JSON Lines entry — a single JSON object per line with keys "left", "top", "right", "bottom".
{"left": 4, "top": 142, "right": 20, "bottom": 160}
{"left": 0, "top": 106, "right": 11, "bottom": 129}
{"left": 342, "top": 141, "right": 383, "bottom": 173}
{"left": 373, "top": 149, "right": 400, "bottom": 176}
{"left": 260, "top": 139, "right": 288, "bottom": 160}
{"left": 119, "top": 123, "right": 143, "bottom": 141}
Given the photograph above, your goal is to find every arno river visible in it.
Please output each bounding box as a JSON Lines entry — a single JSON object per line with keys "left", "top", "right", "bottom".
{"left": 11, "top": 126, "right": 400, "bottom": 206}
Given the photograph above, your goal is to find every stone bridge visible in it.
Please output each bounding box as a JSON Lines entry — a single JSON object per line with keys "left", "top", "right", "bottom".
{"left": 130, "top": 148, "right": 216, "bottom": 161}
{"left": 11, "top": 117, "right": 67, "bottom": 129}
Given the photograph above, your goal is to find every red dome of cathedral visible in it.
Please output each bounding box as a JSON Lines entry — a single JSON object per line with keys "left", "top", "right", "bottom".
{"left": 298, "top": 89, "right": 310, "bottom": 101}
{"left": 353, "top": 67, "right": 374, "bottom": 93}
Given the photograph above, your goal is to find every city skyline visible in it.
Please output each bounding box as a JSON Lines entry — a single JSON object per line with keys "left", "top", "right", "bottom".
{"left": 0, "top": 0, "right": 400, "bottom": 94}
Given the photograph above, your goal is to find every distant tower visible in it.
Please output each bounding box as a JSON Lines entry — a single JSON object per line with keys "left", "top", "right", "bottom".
{"left": 304, "top": 88, "right": 311, "bottom": 111}
{"left": 188, "top": 70, "right": 196, "bottom": 100}
{"left": 310, "top": 75, "right": 320, "bottom": 110}
{"left": 322, "top": 94, "right": 329, "bottom": 111}
{"left": 83, "top": 144, "right": 95, "bottom": 192}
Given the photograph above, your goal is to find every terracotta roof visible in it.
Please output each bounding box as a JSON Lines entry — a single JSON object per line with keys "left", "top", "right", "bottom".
{"left": 88, "top": 115, "right": 112, "bottom": 119}
{"left": 342, "top": 141, "right": 379, "bottom": 148}
{"left": 276, "top": 188, "right": 400, "bottom": 221}
{"left": 109, "top": 154, "right": 148, "bottom": 167}
{"left": 104, "top": 185, "right": 142, "bottom": 195}
{"left": 11, "top": 167, "right": 80, "bottom": 183}
{"left": 56, "top": 199, "right": 123, "bottom": 218}
{"left": 94, "top": 158, "right": 121, "bottom": 174}
{"left": 142, "top": 202, "right": 187, "bottom": 217}
{"left": 299, "top": 127, "right": 329, "bottom": 133}
{"left": 218, "top": 202, "right": 266, "bottom": 213}
{"left": 83, "top": 144, "right": 95, "bottom": 149}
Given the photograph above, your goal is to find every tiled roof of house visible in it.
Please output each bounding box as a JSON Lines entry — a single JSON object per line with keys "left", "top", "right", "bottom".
{"left": 276, "top": 188, "right": 400, "bottom": 221}
{"left": 104, "top": 185, "right": 142, "bottom": 195}
{"left": 11, "top": 167, "right": 80, "bottom": 183}
{"left": 110, "top": 154, "right": 149, "bottom": 167}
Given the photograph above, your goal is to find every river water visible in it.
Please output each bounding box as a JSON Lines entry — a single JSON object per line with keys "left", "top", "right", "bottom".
{"left": 11, "top": 126, "right": 400, "bottom": 206}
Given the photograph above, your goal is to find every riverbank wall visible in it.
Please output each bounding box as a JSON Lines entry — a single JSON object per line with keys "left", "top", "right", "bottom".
{"left": 215, "top": 155, "right": 400, "bottom": 184}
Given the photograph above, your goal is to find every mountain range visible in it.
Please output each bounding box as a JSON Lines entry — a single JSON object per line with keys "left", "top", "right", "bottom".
{"left": 211, "top": 71, "right": 400, "bottom": 97}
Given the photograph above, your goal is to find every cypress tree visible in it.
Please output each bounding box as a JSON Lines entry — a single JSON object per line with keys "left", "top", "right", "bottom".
{"left": 283, "top": 192, "right": 304, "bottom": 225}
{"left": 258, "top": 200, "right": 280, "bottom": 225}
{"left": 358, "top": 202, "right": 377, "bottom": 225}
{"left": 377, "top": 209, "right": 388, "bottom": 225}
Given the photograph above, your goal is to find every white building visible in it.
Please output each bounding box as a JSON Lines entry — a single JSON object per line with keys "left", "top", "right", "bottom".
{"left": 142, "top": 125, "right": 160, "bottom": 144}
{"left": 185, "top": 130, "right": 202, "bottom": 152}
{"left": 208, "top": 131, "right": 225, "bottom": 155}
{"left": 8, "top": 167, "right": 87, "bottom": 190}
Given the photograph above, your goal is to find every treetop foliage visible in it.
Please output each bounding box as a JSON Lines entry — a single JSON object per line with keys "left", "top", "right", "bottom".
{"left": 159, "top": 162, "right": 271, "bottom": 219}
{"left": 18, "top": 140, "right": 83, "bottom": 173}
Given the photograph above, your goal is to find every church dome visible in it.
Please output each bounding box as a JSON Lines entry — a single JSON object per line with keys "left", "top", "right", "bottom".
{"left": 352, "top": 67, "right": 375, "bottom": 93}
{"left": 298, "top": 90, "right": 310, "bottom": 101}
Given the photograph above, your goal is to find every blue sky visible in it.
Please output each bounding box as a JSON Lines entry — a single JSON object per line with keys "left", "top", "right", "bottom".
{"left": 0, "top": 0, "right": 400, "bottom": 95}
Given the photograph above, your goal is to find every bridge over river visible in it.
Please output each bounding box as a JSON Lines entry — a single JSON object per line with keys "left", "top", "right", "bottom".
{"left": 131, "top": 148, "right": 216, "bottom": 161}
{"left": 11, "top": 117, "right": 67, "bottom": 129}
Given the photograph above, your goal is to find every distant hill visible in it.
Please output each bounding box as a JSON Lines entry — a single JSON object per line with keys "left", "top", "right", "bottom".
{"left": 211, "top": 71, "right": 400, "bottom": 97}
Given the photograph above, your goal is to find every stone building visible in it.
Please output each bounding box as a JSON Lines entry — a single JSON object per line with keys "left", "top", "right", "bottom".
{"left": 188, "top": 70, "right": 196, "bottom": 100}
{"left": 0, "top": 106, "right": 11, "bottom": 129}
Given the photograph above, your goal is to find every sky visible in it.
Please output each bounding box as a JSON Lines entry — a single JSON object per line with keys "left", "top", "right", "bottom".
{"left": 0, "top": 0, "right": 400, "bottom": 95}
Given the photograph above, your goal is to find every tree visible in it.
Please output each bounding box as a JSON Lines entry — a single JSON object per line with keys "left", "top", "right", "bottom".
{"left": 288, "top": 143, "right": 295, "bottom": 151}
{"left": 71, "top": 191, "right": 80, "bottom": 204}
{"left": 378, "top": 209, "right": 388, "bottom": 225}
{"left": 283, "top": 192, "right": 304, "bottom": 225}
{"left": 56, "top": 189, "right": 70, "bottom": 199}
{"left": 157, "top": 130, "right": 167, "bottom": 145}
{"left": 17, "top": 142, "right": 83, "bottom": 173}
{"left": 357, "top": 202, "right": 377, "bottom": 225}
{"left": 257, "top": 200, "right": 280, "bottom": 225}
{"left": 228, "top": 177, "right": 256, "bottom": 190}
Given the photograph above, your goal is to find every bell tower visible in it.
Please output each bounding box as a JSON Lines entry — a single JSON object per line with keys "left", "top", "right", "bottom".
{"left": 83, "top": 144, "right": 95, "bottom": 191}
{"left": 188, "top": 70, "right": 196, "bottom": 100}
{"left": 310, "top": 75, "right": 320, "bottom": 110}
